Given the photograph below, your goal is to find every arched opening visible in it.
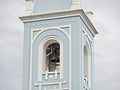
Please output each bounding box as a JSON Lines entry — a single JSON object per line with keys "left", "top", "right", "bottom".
{"left": 83, "top": 39, "right": 92, "bottom": 88}
{"left": 84, "top": 45, "right": 88, "bottom": 80}
{"left": 42, "top": 39, "right": 60, "bottom": 72}
{"left": 46, "top": 43, "right": 60, "bottom": 72}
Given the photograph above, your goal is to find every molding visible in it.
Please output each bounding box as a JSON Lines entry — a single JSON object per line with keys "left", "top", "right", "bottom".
{"left": 82, "top": 27, "right": 93, "bottom": 42}
{"left": 35, "top": 81, "right": 67, "bottom": 90}
{"left": 20, "top": 9, "right": 98, "bottom": 37}
{"left": 82, "top": 34, "right": 92, "bottom": 89}
{"left": 32, "top": 25, "right": 70, "bottom": 43}
{"left": 35, "top": 81, "right": 66, "bottom": 86}
{"left": 69, "top": 25, "right": 72, "bottom": 90}
{"left": 38, "top": 36, "right": 64, "bottom": 81}
{"left": 29, "top": 25, "right": 33, "bottom": 90}
{"left": 28, "top": 25, "right": 71, "bottom": 90}
{"left": 33, "top": 27, "right": 70, "bottom": 81}
{"left": 86, "top": 11, "right": 93, "bottom": 15}
{"left": 91, "top": 39, "right": 95, "bottom": 90}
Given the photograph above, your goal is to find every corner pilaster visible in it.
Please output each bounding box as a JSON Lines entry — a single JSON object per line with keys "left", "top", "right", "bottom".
{"left": 25, "top": 0, "right": 35, "bottom": 15}
{"left": 71, "top": 0, "right": 80, "bottom": 9}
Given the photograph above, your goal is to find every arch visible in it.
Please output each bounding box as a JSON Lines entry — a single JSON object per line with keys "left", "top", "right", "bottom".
{"left": 39, "top": 36, "right": 63, "bottom": 73}
{"left": 46, "top": 42, "right": 60, "bottom": 72}
{"left": 33, "top": 28, "right": 69, "bottom": 43}
{"left": 84, "top": 44, "right": 88, "bottom": 79}
{"left": 83, "top": 35, "right": 92, "bottom": 87}
{"left": 32, "top": 29, "right": 69, "bottom": 81}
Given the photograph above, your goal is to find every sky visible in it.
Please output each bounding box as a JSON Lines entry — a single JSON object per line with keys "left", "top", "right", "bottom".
{"left": 0, "top": 0, "right": 120, "bottom": 90}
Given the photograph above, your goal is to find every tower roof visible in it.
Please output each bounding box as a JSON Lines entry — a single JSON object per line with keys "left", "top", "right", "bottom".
{"left": 25, "top": 0, "right": 92, "bottom": 16}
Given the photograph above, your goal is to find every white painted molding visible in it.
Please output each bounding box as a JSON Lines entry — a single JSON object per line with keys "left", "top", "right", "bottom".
{"left": 68, "top": 25, "right": 72, "bottom": 90}
{"left": 32, "top": 26, "right": 70, "bottom": 42}
{"left": 35, "top": 80, "right": 66, "bottom": 86}
{"left": 19, "top": 9, "right": 98, "bottom": 36}
{"left": 28, "top": 25, "right": 71, "bottom": 90}
{"left": 82, "top": 27, "right": 93, "bottom": 42}
{"left": 85, "top": 11, "right": 93, "bottom": 20}
{"left": 38, "top": 36, "right": 64, "bottom": 81}
{"left": 83, "top": 34, "right": 92, "bottom": 89}
{"left": 35, "top": 81, "right": 67, "bottom": 90}
{"left": 29, "top": 26, "right": 33, "bottom": 90}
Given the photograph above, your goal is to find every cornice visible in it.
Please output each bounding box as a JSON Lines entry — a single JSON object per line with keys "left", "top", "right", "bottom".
{"left": 19, "top": 9, "right": 98, "bottom": 36}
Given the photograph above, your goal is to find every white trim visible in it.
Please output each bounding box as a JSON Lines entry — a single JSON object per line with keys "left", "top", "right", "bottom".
{"left": 45, "top": 71, "right": 48, "bottom": 80}
{"left": 83, "top": 34, "right": 92, "bottom": 89}
{"left": 29, "top": 26, "right": 33, "bottom": 90}
{"left": 55, "top": 70, "right": 58, "bottom": 79}
{"left": 39, "top": 85, "right": 41, "bottom": 90}
{"left": 35, "top": 81, "right": 67, "bottom": 90}
{"left": 28, "top": 25, "right": 71, "bottom": 90}
{"left": 32, "top": 26, "right": 70, "bottom": 81}
{"left": 69, "top": 25, "right": 72, "bottom": 90}
{"left": 81, "top": 30, "right": 84, "bottom": 90}
{"left": 92, "top": 39, "right": 95, "bottom": 90}
{"left": 42, "top": 71, "right": 60, "bottom": 75}
{"left": 19, "top": 9, "right": 98, "bottom": 36}
{"left": 32, "top": 26, "right": 70, "bottom": 43}
{"left": 82, "top": 27, "right": 93, "bottom": 42}
{"left": 38, "top": 36, "right": 64, "bottom": 81}
{"left": 35, "top": 81, "right": 66, "bottom": 86}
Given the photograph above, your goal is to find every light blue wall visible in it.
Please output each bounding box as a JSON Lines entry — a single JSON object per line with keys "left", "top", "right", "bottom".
{"left": 33, "top": 0, "right": 72, "bottom": 13}
{"left": 23, "top": 16, "right": 94, "bottom": 90}
{"left": 23, "top": 23, "right": 32, "bottom": 90}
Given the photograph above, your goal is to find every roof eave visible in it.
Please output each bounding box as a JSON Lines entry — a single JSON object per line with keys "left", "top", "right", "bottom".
{"left": 19, "top": 9, "right": 98, "bottom": 36}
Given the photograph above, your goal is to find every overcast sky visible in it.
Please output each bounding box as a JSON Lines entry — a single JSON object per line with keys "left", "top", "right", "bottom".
{"left": 0, "top": 0, "right": 120, "bottom": 90}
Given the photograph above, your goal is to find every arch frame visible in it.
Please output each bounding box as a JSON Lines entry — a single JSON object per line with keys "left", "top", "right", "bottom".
{"left": 38, "top": 36, "right": 64, "bottom": 81}
{"left": 83, "top": 34, "right": 92, "bottom": 88}
{"left": 28, "top": 25, "right": 71, "bottom": 90}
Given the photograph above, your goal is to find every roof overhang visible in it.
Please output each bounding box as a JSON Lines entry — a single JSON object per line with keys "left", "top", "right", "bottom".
{"left": 19, "top": 9, "right": 98, "bottom": 36}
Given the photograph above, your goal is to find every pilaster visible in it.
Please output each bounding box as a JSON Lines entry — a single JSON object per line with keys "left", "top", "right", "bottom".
{"left": 25, "top": 0, "right": 35, "bottom": 15}
{"left": 71, "top": 0, "right": 80, "bottom": 9}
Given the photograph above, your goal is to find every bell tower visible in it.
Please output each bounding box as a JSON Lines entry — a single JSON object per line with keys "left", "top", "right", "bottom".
{"left": 20, "top": 0, "right": 98, "bottom": 90}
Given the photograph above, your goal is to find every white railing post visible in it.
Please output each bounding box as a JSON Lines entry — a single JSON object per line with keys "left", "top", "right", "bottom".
{"left": 45, "top": 71, "right": 48, "bottom": 79}
{"left": 55, "top": 70, "right": 58, "bottom": 79}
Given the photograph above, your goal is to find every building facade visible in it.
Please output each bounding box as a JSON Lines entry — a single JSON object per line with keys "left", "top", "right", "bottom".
{"left": 20, "top": 0, "right": 98, "bottom": 90}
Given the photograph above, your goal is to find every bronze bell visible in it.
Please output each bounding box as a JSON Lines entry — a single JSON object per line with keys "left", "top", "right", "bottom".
{"left": 46, "top": 43, "right": 60, "bottom": 72}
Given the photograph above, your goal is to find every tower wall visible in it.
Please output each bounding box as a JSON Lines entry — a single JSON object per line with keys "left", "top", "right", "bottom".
{"left": 21, "top": 0, "right": 98, "bottom": 90}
